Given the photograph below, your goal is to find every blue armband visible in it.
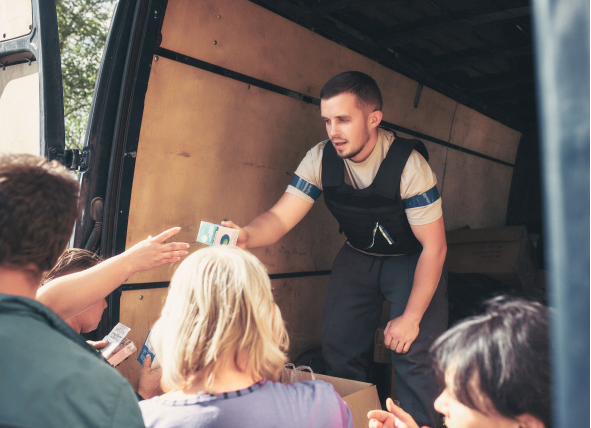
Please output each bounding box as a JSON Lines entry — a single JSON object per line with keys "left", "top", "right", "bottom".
{"left": 403, "top": 185, "right": 440, "bottom": 209}
{"left": 289, "top": 175, "right": 322, "bottom": 201}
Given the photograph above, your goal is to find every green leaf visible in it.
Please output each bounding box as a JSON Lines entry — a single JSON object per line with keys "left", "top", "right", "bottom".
{"left": 56, "top": 0, "right": 116, "bottom": 150}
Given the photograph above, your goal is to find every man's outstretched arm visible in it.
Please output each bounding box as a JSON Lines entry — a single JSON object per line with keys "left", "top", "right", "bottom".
{"left": 37, "top": 227, "right": 190, "bottom": 320}
{"left": 384, "top": 216, "right": 447, "bottom": 353}
{"left": 222, "top": 193, "right": 314, "bottom": 249}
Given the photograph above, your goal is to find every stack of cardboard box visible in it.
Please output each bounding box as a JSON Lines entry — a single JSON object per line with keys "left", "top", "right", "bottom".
{"left": 445, "top": 225, "right": 541, "bottom": 324}
{"left": 446, "top": 225, "right": 537, "bottom": 292}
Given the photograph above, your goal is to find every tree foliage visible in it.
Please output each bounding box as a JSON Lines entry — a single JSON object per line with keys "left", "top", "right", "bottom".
{"left": 56, "top": 0, "right": 115, "bottom": 150}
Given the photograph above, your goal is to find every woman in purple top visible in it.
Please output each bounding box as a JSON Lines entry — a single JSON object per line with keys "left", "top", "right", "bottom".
{"left": 139, "top": 246, "right": 352, "bottom": 428}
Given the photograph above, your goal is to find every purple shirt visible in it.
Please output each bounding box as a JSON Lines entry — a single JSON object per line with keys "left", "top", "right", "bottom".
{"left": 139, "top": 379, "right": 352, "bottom": 428}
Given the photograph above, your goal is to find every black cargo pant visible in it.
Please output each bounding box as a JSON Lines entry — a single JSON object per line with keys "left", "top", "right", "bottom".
{"left": 321, "top": 243, "right": 448, "bottom": 428}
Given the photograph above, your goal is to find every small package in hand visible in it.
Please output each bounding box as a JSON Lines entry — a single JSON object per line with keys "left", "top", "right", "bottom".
{"left": 137, "top": 329, "right": 160, "bottom": 370}
{"left": 100, "top": 323, "right": 131, "bottom": 359}
{"left": 107, "top": 338, "right": 137, "bottom": 367}
{"left": 197, "top": 221, "right": 239, "bottom": 248}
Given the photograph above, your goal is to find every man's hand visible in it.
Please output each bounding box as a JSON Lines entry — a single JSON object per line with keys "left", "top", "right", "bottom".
{"left": 137, "top": 355, "right": 162, "bottom": 399}
{"left": 122, "top": 227, "right": 190, "bottom": 273}
{"left": 384, "top": 315, "right": 420, "bottom": 354}
{"left": 220, "top": 221, "right": 249, "bottom": 249}
{"left": 384, "top": 216, "right": 446, "bottom": 354}
{"left": 368, "top": 398, "right": 420, "bottom": 428}
{"left": 86, "top": 339, "right": 109, "bottom": 350}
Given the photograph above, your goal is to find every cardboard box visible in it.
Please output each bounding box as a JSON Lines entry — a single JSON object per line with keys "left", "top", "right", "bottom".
{"left": 445, "top": 226, "right": 537, "bottom": 291}
{"left": 374, "top": 327, "right": 391, "bottom": 364}
{"left": 293, "top": 370, "right": 382, "bottom": 427}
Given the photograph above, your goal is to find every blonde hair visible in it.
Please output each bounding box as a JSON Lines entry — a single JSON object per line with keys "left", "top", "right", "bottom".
{"left": 152, "top": 246, "right": 289, "bottom": 391}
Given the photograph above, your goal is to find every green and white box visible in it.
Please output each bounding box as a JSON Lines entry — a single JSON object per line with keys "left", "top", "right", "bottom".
{"left": 197, "top": 221, "right": 239, "bottom": 247}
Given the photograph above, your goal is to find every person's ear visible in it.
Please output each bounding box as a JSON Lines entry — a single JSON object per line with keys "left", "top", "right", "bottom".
{"left": 515, "top": 413, "right": 545, "bottom": 428}
{"left": 368, "top": 110, "right": 383, "bottom": 129}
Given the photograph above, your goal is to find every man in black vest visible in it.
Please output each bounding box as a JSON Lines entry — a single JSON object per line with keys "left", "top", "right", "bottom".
{"left": 223, "top": 71, "right": 447, "bottom": 428}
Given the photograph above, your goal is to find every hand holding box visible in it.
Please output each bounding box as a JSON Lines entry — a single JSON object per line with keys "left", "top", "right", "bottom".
{"left": 197, "top": 221, "right": 239, "bottom": 248}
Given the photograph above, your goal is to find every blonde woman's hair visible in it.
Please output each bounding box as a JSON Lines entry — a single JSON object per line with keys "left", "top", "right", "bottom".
{"left": 151, "top": 246, "right": 289, "bottom": 391}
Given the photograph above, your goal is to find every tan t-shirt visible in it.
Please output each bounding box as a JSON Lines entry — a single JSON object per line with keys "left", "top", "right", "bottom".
{"left": 286, "top": 128, "right": 442, "bottom": 225}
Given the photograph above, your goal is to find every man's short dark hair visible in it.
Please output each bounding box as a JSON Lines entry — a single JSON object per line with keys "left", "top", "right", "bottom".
{"left": 0, "top": 154, "right": 79, "bottom": 276}
{"left": 431, "top": 296, "right": 550, "bottom": 427}
{"left": 320, "top": 71, "right": 383, "bottom": 112}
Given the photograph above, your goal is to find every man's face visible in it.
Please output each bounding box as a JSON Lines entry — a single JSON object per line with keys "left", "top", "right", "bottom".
{"left": 434, "top": 368, "right": 522, "bottom": 428}
{"left": 320, "top": 92, "right": 372, "bottom": 161}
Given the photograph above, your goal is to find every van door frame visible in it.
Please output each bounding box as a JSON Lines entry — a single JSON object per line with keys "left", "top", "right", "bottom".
{"left": 99, "top": 0, "right": 168, "bottom": 331}
{"left": 0, "top": 0, "right": 64, "bottom": 157}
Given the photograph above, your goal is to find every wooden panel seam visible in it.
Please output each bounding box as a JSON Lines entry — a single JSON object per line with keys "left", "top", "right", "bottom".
{"left": 154, "top": 47, "right": 515, "bottom": 168}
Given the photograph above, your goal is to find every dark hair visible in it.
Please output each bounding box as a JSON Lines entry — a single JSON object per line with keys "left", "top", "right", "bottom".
{"left": 320, "top": 71, "right": 383, "bottom": 111}
{"left": 42, "top": 249, "right": 103, "bottom": 285}
{"left": 431, "top": 296, "right": 550, "bottom": 427}
{"left": 0, "top": 154, "right": 79, "bottom": 276}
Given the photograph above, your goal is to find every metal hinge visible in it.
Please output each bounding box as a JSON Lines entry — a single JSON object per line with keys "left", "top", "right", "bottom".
{"left": 48, "top": 148, "right": 90, "bottom": 171}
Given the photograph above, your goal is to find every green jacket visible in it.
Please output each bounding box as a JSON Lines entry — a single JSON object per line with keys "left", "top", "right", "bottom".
{"left": 0, "top": 294, "right": 145, "bottom": 428}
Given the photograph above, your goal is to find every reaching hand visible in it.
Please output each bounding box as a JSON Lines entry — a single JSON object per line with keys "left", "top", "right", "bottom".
{"left": 137, "top": 355, "right": 163, "bottom": 399}
{"left": 86, "top": 339, "right": 109, "bottom": 350}
{"left": 384, "top": 315, "right": 420, "bottom": 354}
{"left": 368, "top": 398, "right": 420, "bottom": 428}
{"left": 123, "top": 227, "right": 190, "bottom": 273}
{"left": 220, "top": 220, "right": 249, "bottom": 249}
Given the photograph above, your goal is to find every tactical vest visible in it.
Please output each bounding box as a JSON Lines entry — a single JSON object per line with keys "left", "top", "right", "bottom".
{"left": 321, "top": 135, "right": 428, "bottom": 255}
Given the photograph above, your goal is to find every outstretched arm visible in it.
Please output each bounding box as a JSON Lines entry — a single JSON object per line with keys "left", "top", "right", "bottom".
{"left": 37, "top": 227, "right": 190, "bottom": 320}
{"left": 222, "top": 193, "right": 313, "bottom": 249}
{"left": 384, "top": 216, "right": 447, "bottom": 353}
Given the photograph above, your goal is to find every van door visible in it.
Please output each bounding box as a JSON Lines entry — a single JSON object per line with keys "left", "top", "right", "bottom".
{"left": 68, "top": 0, "right": 169, "bottom": 339}
{"left": 0, "top": 0, "right": 64, "bottom": 158}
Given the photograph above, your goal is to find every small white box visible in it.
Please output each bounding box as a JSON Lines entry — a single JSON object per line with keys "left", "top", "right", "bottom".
{"left": 100, "top": 322, "right": 131, "bottom": 359}
{"left": 197, "top": 221, "right": 239, "bottom": 248}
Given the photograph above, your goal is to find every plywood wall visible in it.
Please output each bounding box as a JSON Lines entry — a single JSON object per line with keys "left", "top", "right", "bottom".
{"left": 156, "top": 0, "right": 521, "bottom": 228}
{"left": 117, "top": 288, "right": 168, "bottom": 390}
{"left": 119, "top": 0, "right": 522, "bottom": 378}
{"left": 125, "top": 0, "right": 521, "bottom": 281}
{"left": 272, "top": 276, "right": 330, "bottom": 362}
{"left": 159, "top": 0, "right": 459, "bottom": 141}
{"left": 124, "top": 56, "right": 344, "bottom": 284}
{"left": 441, "top": 105, "right": 521, "bottom": 230}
